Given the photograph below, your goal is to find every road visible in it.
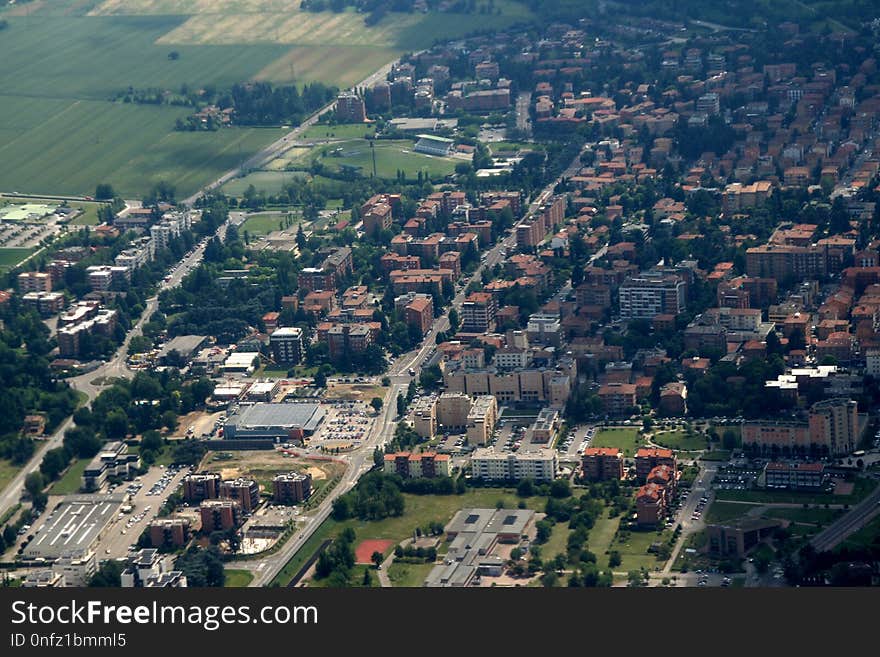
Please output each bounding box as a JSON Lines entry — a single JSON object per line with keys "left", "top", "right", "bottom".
{"left": 182, "top": 57, "right": 408, "bottom": 207}
{"left": 515, "top": 92, "right": 532, "bottom": 137}
{"left": 0, "top": 211, "right": 247, "bottom": 525}
{"left": 662, "top": 464, "right": 718, "bottom": 575}
{"left": 810, "top": 479, "right": 880, "bottom": 552}
{"left": 248, "top": 141, "right": 590, "bottom": 586}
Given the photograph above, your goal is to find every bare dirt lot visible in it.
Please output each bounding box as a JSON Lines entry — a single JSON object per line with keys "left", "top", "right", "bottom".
{"left": 199, "top": 449, "right": 345, "bottom": 491}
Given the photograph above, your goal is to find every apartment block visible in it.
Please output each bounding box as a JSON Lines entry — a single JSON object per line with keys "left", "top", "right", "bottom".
{"left": 619, "top": 273, "right": 686, "bottom": 319}
{"left": 581, "top": 448, "right": 623, "bottom": 481}
{"left": 383, "top": 451, "right": 451, "bottom": 478}
{"left": 634, "top": 448, "right": 677, "bottom": 480}
{"left": 466, "top": 395, "right": 498, "bottom": 445}
{"left": 269, "top": 327, "right": 303, "bottom": 365}
{"left": 272, "top": 472, "right": 312, "bottom": 504}
{"left": 18, "top": 271, "right": 52, "bottom": 293}
{"left": 199, "top": 499, "right": 241, "bottom": 533}
{"left": 219, "top": 478, "right": 260, "bottom": 513}
{"left": 471, "top": 448, "right": 557, "bottom": 482}
{"left": 461, "top": 292, "right": 497, "bottom": 333}
{"left": 412, "top": 396, "right": 438, "bottom": 439}
{"left": 182, "top": 473, "right": 221, "bottom": 504}
{"left": 148, "top": 518, "right": 190, "bottom": 549}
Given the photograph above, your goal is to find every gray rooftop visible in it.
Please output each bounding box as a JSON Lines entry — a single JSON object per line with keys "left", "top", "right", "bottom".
{"left": 159, "top": 335, "right": 207, "bottom": 359}
{"left": 24, "top": 494, "right": 126, "bottom": 561}
{"left": 227, "top": 402, "right": 324, "bottom": 432}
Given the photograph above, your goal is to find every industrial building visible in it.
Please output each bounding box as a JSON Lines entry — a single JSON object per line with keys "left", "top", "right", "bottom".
{"left": 23, "top": 494, "right": 126, "bottom": 561}
{"left": 223, "top": 402, "right": 325, "bottom": 441}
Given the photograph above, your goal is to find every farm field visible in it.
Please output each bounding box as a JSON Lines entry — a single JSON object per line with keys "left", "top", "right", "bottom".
{"left": 313, "top": 139, "right": 459, "bottom": 181}
{"left": 0, "top": 248, "right": 36, "bottom": 271}
{"left": 0, "top": 95, "right": 286, "bottom": 198}
{"left": 590, "top": 428, "right": 646, "bottom": 457}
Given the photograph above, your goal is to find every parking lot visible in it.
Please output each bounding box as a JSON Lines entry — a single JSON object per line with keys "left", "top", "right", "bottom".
{"left": 310, "top": 401, "right": 374, "bottom": 449}
{"left": 712, "top": 464, "right": 761, "bottom": 491}
{"left": 558, "top": 425, "right": 596, "bottom": 459}
{"left": 97, "top": 465, "right": 191, "bottom": 559}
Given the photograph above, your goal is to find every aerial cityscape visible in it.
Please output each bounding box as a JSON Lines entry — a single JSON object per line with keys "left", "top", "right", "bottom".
{"left": 2, "top": 0, "right": 880, "bottom": 591}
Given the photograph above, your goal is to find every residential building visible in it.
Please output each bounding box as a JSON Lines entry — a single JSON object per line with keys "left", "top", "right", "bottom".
{"left": 219, "top": 478, "right": 260, "bottom": 513}
{"left": 461, "top": 292, "right": 497, "bottom": 333}
{"left": 383, "top": 451, "right": 451, "bottom": 478}
{"left": 182, "top": 473, "right": 221, "bottom": 504}
{"left": 619, "top": 273, "right": 686, "bottom": 319}
{"left": 466, "top": 395, "right": 498, "bottom": 445}
{"left": 581, "top": 448, "right": 623, "bottom": 481}
{"left": 272, "top": 472, "right": 312, "bottom": 504}
{"left": 148, "top": 518, "right": 191, "bottom": 549}
{"left": 18, "top": 271, "right": 52, "bottom": 293}
{"left": 412, "top": 396, "right": 438, "bottom": 439}
{"left": 636, "top": 483, "right": 666, "bottom": 526}
{"left": 199, "top": 499, "right": 241, "bottom": 533}
{"left": 598, "top": 383, "right": 638, "bottom": 416}
{"left": 269, "top": 327, "right": 303, "bottom": 365}
{"left": 336, "top": 91, "right": 366, "bottom": 122}
{"left": 764, "top": 462, "right": 825, "bottom": 489}
{"left": 471, "top": 448, "right": 558, "bottom": 482}
{"left": 634, "top": 448, "right": 676, "bottom": 480}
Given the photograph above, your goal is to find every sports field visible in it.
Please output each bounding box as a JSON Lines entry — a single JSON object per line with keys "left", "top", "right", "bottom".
{"left": 313, "top": 139, "right": 459, "bottom": 180}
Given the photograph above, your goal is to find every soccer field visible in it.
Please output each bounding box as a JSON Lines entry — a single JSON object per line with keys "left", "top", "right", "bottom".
{"left": 313, "top": 139, "right": 459, "bottom": 181}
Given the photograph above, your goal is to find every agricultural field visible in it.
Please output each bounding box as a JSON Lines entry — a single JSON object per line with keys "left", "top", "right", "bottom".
{"left": 312, "top": 139, "right": 459, "bottom": 181}
{"left": 0, "top": 247, "right": 36, "bottom": 271}
{"left": 590, "top": 428, "right": 646, "bottom": 458}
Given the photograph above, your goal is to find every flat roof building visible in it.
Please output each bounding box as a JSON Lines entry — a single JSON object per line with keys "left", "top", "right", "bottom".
{"left": 24, "top": 494, "right": 126, "bottom": 561}
{"left": 224, "top": 402, "right": 325, "bottom": 441}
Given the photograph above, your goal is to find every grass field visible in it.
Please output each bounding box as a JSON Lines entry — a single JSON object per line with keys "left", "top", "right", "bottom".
{"left": 590, "top": 428, "right": 646, "bottom": 457}
{"left": 300, "top": 123, "right": 376, "bottom": 141}
{"left": 0, "top": 460, "right": 19, "bottom": 496}
{"left": 586, "top": 512, "right": 621, "bottom": 569}
{"left": 0, "top": 247, "right": 36, "bottom": 271}
{"left": 241, "top": 212, "right": 300, "bottom": 236}
{"left": 224, "top": 569, "right": 254, "bottom": 587}
{"left": 541, "top": 521, "right": 572, "bottom": 560}
{"left": 221, "top": 170, "right": 309, "bottom": 197}
{"left": 273, "top": 489, "right": 541, "bottom": 586}
{"left": 611, "top": 527, "right": 672, "bottom": 571}
{"left": 313, "top": 139, "right": 459, "bottom": 181}
{"left": 652, "top": 430, "right": 707, "bottom": 452}
{"left": 704, "top": 500, "right": 750, "bottom": 524}
{"left": 387, "top": 561, "right": 434, "bottom": 587}
{"left": 48, "top": 459, "right": 89, "bottom": 495}
{"left": 715, "top": 477, "right": 877, "bottom": 506}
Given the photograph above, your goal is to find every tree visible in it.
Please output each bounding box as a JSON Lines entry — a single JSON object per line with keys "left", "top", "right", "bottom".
{"left": 608, "top": 550, "right": 622, "bottom": 568}
{"left": 25, "top": 471, "right": 45, "bottom": 499}
{"left": 396, "top": 393, "right": 406, "bottom": 417}
{"left": 362, "top": 568, "right": 373, "bottom": 586}
{"left": 94, "top": 184, "right": 115, "bottom": 200}
{"left": 371, "top": 551, "right": 384, "bottom": 569}
{"left": 371, "top": 397, "right": 384, "bottom": 412}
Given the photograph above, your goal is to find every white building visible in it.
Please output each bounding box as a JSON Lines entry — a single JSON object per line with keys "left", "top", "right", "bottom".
{"left": 471, "top": 448, "right": 557, "bottom": 482}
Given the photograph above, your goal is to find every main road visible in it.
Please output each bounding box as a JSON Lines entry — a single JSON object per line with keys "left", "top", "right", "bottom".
{"left": 0, "top": 212, "right": 247, "bottom": 523}
{"left": 248, "top": 142, "right": 590, "bottom": 586}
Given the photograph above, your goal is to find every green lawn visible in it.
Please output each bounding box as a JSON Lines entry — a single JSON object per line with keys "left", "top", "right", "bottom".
{"left": 387, "top": 561, "right": 434, "bottom": 587}
{"left": 838, "top": 513, "right": 880, "bottom": 551}
{"left": 542, "top": 521, "right": 571, "bottom": 560}
{"left": 591, "top": 428, "right": 646, "bottom": 457}
{"left": 48, "top": 459, "right": 89, "bottom": 495}
{"left": 241, "top": 212, "right": 301, "bottom": 236}
{"left": 700, "top": 450, "right": 732, "bottom": 461}
{"left": 0, "top": 459, "right": 19, "bottom": 495}
{"left": 312, "top": 139, "right": 459, "bottom": 181}
{"left": 67, "top": 202, "right": 106, "bottom": 226}
{"left": 273, "top": 489, "right": 542, "bottom": 586}
{"left": 225, "top": 569, "right": 254, "bottom": 587}
{"left": 652, "top": 430, "right": 707, "bottom": 452}
{"left": 611, "top": 527, "right": 673, "bottom": 572}
{"left": 716, "top": 477, "right": 877, "bottom": 506}
{"left": 587, "top": 512, "right": 621, "bottom": 569}
{"left": 301, "top": 124, "right": 376, "bottom": 140}
{"left": 0, "top": 247, "right": 36, "bottom": 271}
{"left": 762, "top": 507, "right": 844, "bottom": 526}
{"left": 704, "top": 501, "right": 750, "bottom": 524}
{"left": 221, "top": 170, "right": 309, "bottom": 197}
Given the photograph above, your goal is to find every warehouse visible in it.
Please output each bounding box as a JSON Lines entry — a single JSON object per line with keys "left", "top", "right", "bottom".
{"left": 23, "top": 494, "right": 126, "bottom": 562}
{"left": 223, "top": 402, "right": 325, "bottom": 441}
